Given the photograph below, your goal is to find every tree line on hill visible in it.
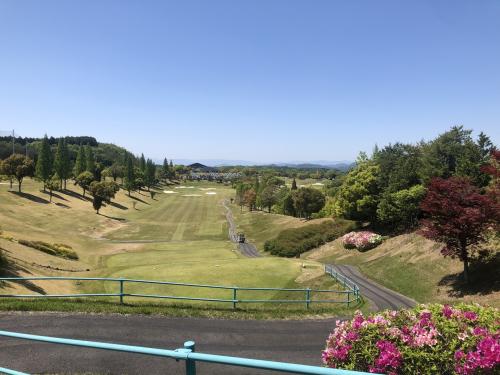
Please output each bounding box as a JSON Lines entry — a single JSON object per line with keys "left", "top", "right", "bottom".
{"left": 241, "top": 126, "right": 498, "bottom": 284}
{"left": 0, "top": 135, "right": 176, "bottom": 214}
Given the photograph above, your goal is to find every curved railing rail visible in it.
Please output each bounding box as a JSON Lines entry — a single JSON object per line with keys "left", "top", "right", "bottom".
{"left": 0, "top": 330, "right": 375, "bottom": 375}
{"left": 0, "top": 265, "right": 361, "bottom": 309}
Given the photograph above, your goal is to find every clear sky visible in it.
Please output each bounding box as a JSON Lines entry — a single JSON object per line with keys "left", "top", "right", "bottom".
{"left": 0, "top": 1, "right": 499, "bottom": 163}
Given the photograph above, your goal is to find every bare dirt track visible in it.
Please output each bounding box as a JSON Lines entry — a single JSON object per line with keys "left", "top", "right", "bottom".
{"left": 0, "top": 312, "right": 336, "bottom": 375}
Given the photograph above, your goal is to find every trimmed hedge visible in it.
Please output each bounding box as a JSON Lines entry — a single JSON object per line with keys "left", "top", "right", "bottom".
{"left": 17, "top": 240, "right": 78, "bottom": 260}
{"left": 264, "top": 219, "right": 357, "bottom": 257}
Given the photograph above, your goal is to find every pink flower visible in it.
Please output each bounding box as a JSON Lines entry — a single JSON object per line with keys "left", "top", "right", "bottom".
{"left": 442, "top": 305, "right": 454, "bottom": 318}
{"left": 463, "top": 311, "right": 478, "bottom": 321}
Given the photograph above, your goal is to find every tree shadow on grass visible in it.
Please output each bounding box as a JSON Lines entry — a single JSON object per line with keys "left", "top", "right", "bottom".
{"left": 129, "top": 195, "right": 150, "bottom": 205}
{"left": 108, "top": 201, "right": 128, "bottom": 210}
{"left": 438, "top": 252, "right": 500, "bottom": 297}
{"left": 98, "top": 213, "right": 127, "bottom": 222}
{"left": 60, "top": 188, "right": 92, "bottom": 202}
{"left": 0, "top": 259, "right": 46, "bottom": 295}
{"left": 41, "top": 190, "right": 68, "bottom": 201}
{"left": 9, "top": 191, "right": 49, "bottom": 204}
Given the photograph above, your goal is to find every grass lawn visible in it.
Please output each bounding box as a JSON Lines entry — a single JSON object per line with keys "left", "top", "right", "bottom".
{"left": 230, "top": 205, "right": 330, "bottom": 252}
{"left": 305, "top": 232, "right": 500, "bottom": 308}
{"left": 0, "top": 179, "right": 354, "bottom": 317}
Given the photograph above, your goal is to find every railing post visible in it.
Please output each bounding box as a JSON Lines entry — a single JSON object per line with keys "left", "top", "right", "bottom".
{"left": 347, "top": 290, "right": 350, "bottom": 307}
{"left": 305, "top": 288, "right": 311, "bottom": 309}
{"left": 232, "top": 288, "right": 237, "bottom": 310}
{"left": 119, "top": 279, "right": 124, "bottom": 305}
{"left": 184, "top": 341, "right": 196, "bottom": 375}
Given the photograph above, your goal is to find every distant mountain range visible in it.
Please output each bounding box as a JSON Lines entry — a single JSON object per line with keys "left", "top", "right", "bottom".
{"left": 172, "top": 159, "right": 354, "bottom": 170}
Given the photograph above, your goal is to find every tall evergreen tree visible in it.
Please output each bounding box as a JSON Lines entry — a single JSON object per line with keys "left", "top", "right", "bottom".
{"left": 36, "top": 134, "right": 53, "bottom": 191}
{"left": 124, "top": 157, "right": 135, "bottom": 196}
{"left": 139, "top": 153, "right": 146, "bottom": 172}
{"left": 291, "top": 178, "right": 298, "bottom": 190}
{"left": 74, "top": 145, "right": 86, "bottom": 177}
{"left": 162, "top": 158, "right": 169, "bottom": 180}
{"left": 85, "top": 145, "right": 96, "bottom": 175}
{"left": 54, "top": 138, "right": 71, "bottom": 189}
{"left": 144, "top": 159, "right": 156, "bottom": 190}
{"left": 169, "top": 160, "right": 174, "bottom": 178}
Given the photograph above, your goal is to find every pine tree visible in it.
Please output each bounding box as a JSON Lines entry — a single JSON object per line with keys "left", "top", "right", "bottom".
{"left": 36, "top": 134, "right": 53, "bottom": 191}
{"left": 140, "top": 153, "right": 146, "bottom": 172}
{"left": 54, "top": 138, "right": 71, "bottom": 189}
{"left": 169, "top": 160, "right": 174, "bottom": 178}
{"left": 74, "top": 145, "right": 86, "bottom": 177}
{"left": 162, "top": 158, "right": 169, "bottom": 181}
{"left": 144, "top": 159, "right": 156, "bottom": 190}
{"left": 291, "top": 178, "right": 298, "bottom": 190}
{"left": 124, "top": 157, "right": 135, "bottom": 196}
{"left": 85, "top": 145, "right": 96, "bottom": 175}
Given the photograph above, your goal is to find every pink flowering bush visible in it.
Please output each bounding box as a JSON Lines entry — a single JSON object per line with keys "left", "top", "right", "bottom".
{"left": 323, "top": 304, "right": 499, "bottom": 374}
{"left": 342, "top": 231, "right": 383, "bottom": 251}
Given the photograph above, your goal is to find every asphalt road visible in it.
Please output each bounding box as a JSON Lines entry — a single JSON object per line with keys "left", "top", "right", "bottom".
{"left": 223, "top": 200, "right": 261, "bottom": 258}
{"left": 328, "top": 264, "right": 416, "bottom": 311}
{"left": 0, "top": 313, "right": 336, "bottom": 375}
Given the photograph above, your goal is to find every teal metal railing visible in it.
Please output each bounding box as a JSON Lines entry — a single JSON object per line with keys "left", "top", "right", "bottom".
{"left": 0, "top": 265, "right": 360, "bottom": 309}
{"left": 0, "top": 330, "right": 375, "bottom": 375}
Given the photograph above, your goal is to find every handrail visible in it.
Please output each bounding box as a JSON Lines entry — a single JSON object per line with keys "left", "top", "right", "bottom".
{"left": 0, "top": 266, "right": 361, "bottom": 309}
{"left": 0, "top": 330, "right": 375, "bottom": 375}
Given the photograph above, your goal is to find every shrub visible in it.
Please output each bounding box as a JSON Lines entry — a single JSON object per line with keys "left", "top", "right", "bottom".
{"left": 323, "top": 304, "right": 500, "bottom": 374}
{"left": 264, "top": 219, "right": 357, "bottom": 257}
{"left": 341, "top": 231, "right": 383, "bottom": 251}
{"left": 17, "top": 239, "right": 78, "bottom": 260}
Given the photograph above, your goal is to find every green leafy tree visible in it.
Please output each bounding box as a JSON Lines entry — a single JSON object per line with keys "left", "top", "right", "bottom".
{"left": 373, "top": 143, "right": 421, "bottom": 193}
{"left": 74, "top": 145, "right": 86, "bottom": 177}
{"left": 376, "top": 185, "right": 426, "bottom": 231}
{"left": 333, "top": 161, "right": 380, "bottom": 222}
{"left": 0, "top": 154, "right": 35, "bottom": 192}
{"left": 89, "top": 180, "right": 120, "bottom": 214}
{"left": 46, "top": 173, "right": 61, "bottom": 202}
{"left": 102, "top": 163, "right": 124, "bottom": 182}
{"left": 292, "top": 187, "right": 325, "bottom": 219}
{"left": 54, "top": 138, "right": 71, "bottom": 189}
{"left": 75, "top": 171, "right": 94, "bottom": 197}
{"left": 260, "top": 185, "right": 278, "bottom": 213}
{"left": 35, "top": 134, "right": 53, "bottom": 191}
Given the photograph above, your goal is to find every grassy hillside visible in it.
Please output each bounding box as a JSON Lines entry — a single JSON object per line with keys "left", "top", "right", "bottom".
{"left": 230, "top": 205, "right": 332, "bottom": 252}
{"left": 0, "top": 178, "right": 352, "bottom": 315}
{"left": 305, "top": 232, "right": 499, "bottom": 308}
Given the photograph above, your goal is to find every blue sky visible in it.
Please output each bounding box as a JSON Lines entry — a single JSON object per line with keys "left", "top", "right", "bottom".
{"left": 0, "top": 1, "right": 499, "bottom": 163}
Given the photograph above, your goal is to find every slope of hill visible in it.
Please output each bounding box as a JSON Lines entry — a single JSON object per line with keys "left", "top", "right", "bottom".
{"left": 305, "top": 232, "right": 499, "bottom": 308}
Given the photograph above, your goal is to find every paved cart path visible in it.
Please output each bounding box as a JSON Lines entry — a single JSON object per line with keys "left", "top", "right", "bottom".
{"left": 223, "top": 200, "right": 261, "bottom": 258}
{"left": 327, "top": 264, "right": 416, "bottom": 311}
{"left": 0, "top": 313, "right": 336, "bottom": 375}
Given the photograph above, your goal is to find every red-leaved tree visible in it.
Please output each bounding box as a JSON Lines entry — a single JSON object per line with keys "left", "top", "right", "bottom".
{"left": 419, "top": 177, "right": 498, "bottom": 284}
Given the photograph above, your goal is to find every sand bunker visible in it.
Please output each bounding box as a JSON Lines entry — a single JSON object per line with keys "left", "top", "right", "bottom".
{"left": 312, "top": 182, "right": 325, "bottom": 186}
{"left": 199, "top": 188, "right": 216, "bottom": 191}
{"left": 205, "top": 192, "right": 217, "bottom": 195}
{"left": 182, "top": 194, "right": 202, "bottom": 197}
{"left": 175, "top": 186, "right": 195, "bottom": 189}
{"left": 163, "top": 190, "right": 177, "bottom": 194}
